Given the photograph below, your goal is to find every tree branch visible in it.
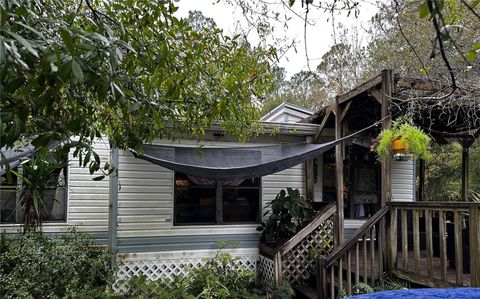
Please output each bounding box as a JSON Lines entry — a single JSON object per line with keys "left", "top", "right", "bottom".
{"left": 427, "top": 0, "right": 457, "bottom": 91}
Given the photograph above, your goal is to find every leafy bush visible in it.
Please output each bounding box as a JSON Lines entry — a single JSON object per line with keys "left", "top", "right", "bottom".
{"left": 189, "top": 252, "right": 255, "bottom": 298}
{"left": 0, "top": 230, "right": 113, "bottom": 298}
{"left": 258, "top": 188, "right": 314, "bottom": 246}
{"left": 125, "top": 248, "right": 294, "bottom": 299}
{"left": 126, "top": 275, "right": 191, "bottom": 299}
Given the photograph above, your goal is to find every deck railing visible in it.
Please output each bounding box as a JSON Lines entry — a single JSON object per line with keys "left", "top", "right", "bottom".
{"left": 386, "top": 202, "right": 480, "bottom": 288}
{"left": 317, "top": 206, "right": 389, "bottom": 299}
{"left": 315, "top": 201, "right": 480, "bottom": 299}
{"left": 258, "top": 203, "right": 337, "bottom": 286}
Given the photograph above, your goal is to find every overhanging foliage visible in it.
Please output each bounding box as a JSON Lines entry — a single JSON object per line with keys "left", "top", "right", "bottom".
{"left": 0, "top": 0, "right": 275, "bottom": 174}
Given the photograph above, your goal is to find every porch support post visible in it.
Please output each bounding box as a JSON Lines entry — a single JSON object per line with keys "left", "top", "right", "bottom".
{"left": 380, "top": 69, "right": 393, "bottom": 206}
{"left": 418, "top": 159, "right": 425, "bottom": 201}
{"left": 108, "top": 145, "right": 119, "bottom": 268}
{"left": 335, "top": 96, "right": 344, "bottom": 245}
{"left": 305, "top": 136, "right": 315, "bottom": 202}
{"left": 381, "top": 70, "right": 393, "bottom": 271}
{"left": 461, "top": 141, "right": 470, "bottom": 202}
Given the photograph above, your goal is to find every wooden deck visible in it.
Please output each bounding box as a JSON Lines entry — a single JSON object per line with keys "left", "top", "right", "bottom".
{"left": 343, "top": 247, "right": 472, "bottom": 287}
{"left": 339, "top": 246, "right": 472, "bottom": 286}
{"left": 395, "top": 250, "right": 471, "bottom": 287}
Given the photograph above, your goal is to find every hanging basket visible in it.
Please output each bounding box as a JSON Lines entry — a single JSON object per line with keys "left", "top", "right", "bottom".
{"left": 391, "top": 138, "right": 408, "bottom": 155}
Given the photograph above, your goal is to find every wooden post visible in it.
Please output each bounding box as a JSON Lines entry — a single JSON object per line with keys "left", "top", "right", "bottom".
{"left": 317, "top": 257, "right": 327, "bottom": 299}
{"left": 335, "top": 97, "right": 345, "bottom": 244}
{"left": 461, "top": 141, "right": 470, "bottom": 202}
{"left": 273, "top": 252, "right": 283, "bottom": 286}
{"left": 305, "top": 137, "right": 315, "bottom": 202}
{"left": 380, "top": 69, "right": 393, "bottom": 206}
{"left": 418, "top": 159, "right": 425, "bottom": 201}
{"left": 469, "top": 206, "right": 480, "bottom": 287}
{"left": 387, "top": 207, "right": 398, "bottom": 274}
{"left": 380, "top": 69, "right": 393, "bottom": 267}
{"left": 108, "top": 145, "right": 119, "bottom": 269}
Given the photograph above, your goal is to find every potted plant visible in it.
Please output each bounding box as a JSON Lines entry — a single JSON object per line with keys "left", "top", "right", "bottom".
{"left": 376, "top": 117, "right": 432, "bottom": 161}
{"left": 257, "top": 188, "right": 314, "bottom": 247}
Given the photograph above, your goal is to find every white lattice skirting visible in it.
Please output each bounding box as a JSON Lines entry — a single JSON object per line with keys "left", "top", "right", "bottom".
{"left": 113, "top": 251, "right": 260, "bottom": 293}
{"left": 257, "top": 255, "right": 275, "bottom": 287}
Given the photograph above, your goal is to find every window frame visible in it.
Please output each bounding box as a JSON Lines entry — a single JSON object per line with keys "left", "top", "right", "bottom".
{"left": 0, "top": 165, "right": 69, "bottom": 225}
{"left": 173, "top": 173, "right": 262, "bottom": 226}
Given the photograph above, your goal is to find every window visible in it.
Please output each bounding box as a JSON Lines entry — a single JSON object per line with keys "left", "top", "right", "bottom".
{"left": 0, "top": 173, "right": 17, "bottom": 223}
{"left": 0, "top": 166, "right": 68, "bottom": 224}
{"left": 174, "top": 173, "right": 260, "bottom": 225}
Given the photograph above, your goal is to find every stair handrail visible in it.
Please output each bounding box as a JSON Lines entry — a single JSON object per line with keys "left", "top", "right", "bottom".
{"left": 278, "top": 203, "right": 337, "bottom": 256}
{"left": 318, "top": 206, "right": 390, "bottom": 299}
{"left": 322, "top": 205, "right": 389, "bottom": 268}
{"left": 260, "top": 203, "right": 337, "bottom": 258}
{"left": 259, "top": 203, "right": 337, "bottom": 286}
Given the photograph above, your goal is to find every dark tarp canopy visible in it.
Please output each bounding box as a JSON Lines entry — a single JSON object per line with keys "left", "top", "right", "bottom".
{"left": 132, "top": 123, "right": 378, "bottom": 180}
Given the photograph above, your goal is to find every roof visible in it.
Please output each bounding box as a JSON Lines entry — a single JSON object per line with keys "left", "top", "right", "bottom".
{"left": 260, "top": 102, "right": 314, "bottom": 122}
{"left": 305, "top": 71, "right": 480, "bottom": 138}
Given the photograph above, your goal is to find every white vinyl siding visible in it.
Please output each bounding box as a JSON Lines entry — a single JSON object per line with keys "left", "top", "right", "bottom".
{"left": 391, "top": 159, "right": 415, "bottom": 202}
{"left": 0, "top": 138, "right": 111, "bottom": 234}
{"left": 117, "top": 149, "right": 173, "bottom": 238}
{"left": 262, "top": 164, "right": 306, "bottom": 219}
{"left": 65, "top": 139, "right": 111, "bottom": 232}
{"left": 313, "top": 155, "right": 323, "bottom": 202}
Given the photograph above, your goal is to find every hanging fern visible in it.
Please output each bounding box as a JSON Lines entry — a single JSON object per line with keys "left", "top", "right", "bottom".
{"left": 377, "top": 117, "right": 432, "bottom": 161}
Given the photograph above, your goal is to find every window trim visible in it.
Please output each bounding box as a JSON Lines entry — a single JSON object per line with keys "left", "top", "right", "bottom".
{"left": 173, "top": 173, "right": 262, "bottom": 226}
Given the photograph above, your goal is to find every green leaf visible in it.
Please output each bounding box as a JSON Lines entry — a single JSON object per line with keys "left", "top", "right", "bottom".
{"left": 419, "top": 2, "right": 430, "bottom": 18}
{"left": 472, "top": 0, "right": 480, "bottom": 8}
{"left": 0, "top": 7, "right": 7, "bottom": 26}
{"left": 467, "top": 50, "right": 477, "bottom": 63}
{"left": 89, "top": 32, "right": 109, "bottom": 45}
{"left": 14, "top": 21, "right": 44, "bottom": 38}
{"left": 60, "top": 27, "right": 75, "bottom": 55}
{"left": 32, "top": 133, "right": 55, "bottom": 147}
{"left": 0, "top": 36, "right": 5, "bottom": 65}
{"left": 8, "top": 32, "right": 38, "bottom": 57}
{"left": 67, "top": 118, "right": 82, "bottom": 132}
{"left": 128, "top": 102, "right": 141, "bottom": 113}
{"left": 71, "top": 59, "right": 84, "bottom": 82}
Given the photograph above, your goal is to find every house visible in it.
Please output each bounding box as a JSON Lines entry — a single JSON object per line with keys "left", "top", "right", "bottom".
{"left": 0, "top": 98, "right": 418, "bottom": 292}
{"left": 0, "top": 119, "right": 321, "bottom": 291}
{"left": 4, "top": 71, "right": 476, "bottom": 296}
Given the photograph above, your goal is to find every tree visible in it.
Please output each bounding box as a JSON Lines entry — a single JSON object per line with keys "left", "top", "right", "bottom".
{"left": 1, "top": 0, "right": 275, "bottom": 175}
{"left": 260, "top": 69, "right": 328, "bottom": 116}
{"left": 362, "top": 0, "right": 480, "bottom": 86}
{"left": 186, "top": 10, "right": 217, "bottom": 32}
{"left": 282, "top": 70, "right": 327, "bottom": 110}
{"left": 0, "top": 0, "right": 276, "bottom": 230}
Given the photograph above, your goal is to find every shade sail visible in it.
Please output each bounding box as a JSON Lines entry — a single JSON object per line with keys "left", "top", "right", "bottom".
{"left": 132, "top": 123, "right": 377, "bottom": 180}
{"left": 0, "top": 141, "right": 62, "bottom": 176}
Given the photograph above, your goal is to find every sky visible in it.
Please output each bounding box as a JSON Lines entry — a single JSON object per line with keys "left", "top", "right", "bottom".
{"left": 176, "top": 0, "right": 380, "bottom": 78}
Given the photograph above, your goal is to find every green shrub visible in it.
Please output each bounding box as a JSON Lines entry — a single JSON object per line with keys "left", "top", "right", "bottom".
{"left": 258, "top": 188, "right": 314, "bottom": 246}
{"left": 189, "top": 252, "right": 255, "bottom": 298}
{"left": 125, "top": 249, "right": 294, "bottom": 299}
{"left": 126, "top": 275, "right": 191, "bottom": 299}
{"left": 0, "top": 229, "right": 113, "bottom": 299}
